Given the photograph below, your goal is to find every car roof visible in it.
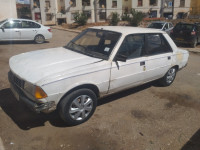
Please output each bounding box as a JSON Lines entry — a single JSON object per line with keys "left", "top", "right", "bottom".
{"left": 89, "top": 26, "right": 165, "bottom": 35}
{"left": 7, "top": 18, "right": 41, "bottom": 24}
{"left": 150, "top": 21, "right": 169, "bottom": 24}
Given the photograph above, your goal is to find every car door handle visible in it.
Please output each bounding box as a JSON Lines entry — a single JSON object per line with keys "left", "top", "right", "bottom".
{"left": 140, "top": 61, "right": 145, "bottom": 66}
{"left": 168, "top": 56, "right": 171, "bottom": 60}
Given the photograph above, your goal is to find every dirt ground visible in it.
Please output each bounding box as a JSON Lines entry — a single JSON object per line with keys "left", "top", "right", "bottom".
{"left": 0, "top": 29, "right": 200, "bottom": 150}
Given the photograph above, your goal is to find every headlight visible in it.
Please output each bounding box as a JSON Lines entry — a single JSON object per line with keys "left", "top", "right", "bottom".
{"left": 24, "top": 82, "right": 47, "bottom": 99}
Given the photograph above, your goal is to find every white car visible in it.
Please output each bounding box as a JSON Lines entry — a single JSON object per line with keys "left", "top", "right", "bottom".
{"left": 148, "top": 21, "right": 174, "bottom": 35}
{"left": 8, "top": 26, "right": 189, "bottom": 125}
{"left": 0, "top": 18, "right": 52, "bottom": 43}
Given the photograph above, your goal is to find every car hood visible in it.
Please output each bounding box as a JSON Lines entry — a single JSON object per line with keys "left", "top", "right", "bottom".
{"left": 9, "top": 47, "right": 102, "bottom": 84}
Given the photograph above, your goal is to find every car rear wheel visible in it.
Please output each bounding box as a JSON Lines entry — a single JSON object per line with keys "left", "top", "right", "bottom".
{"left": 158, "top": 67, "right": 177, "bottom": 86}
{"left": 59, "top": 88, "right": 97, "bottom": 126}
{"left": 34, "top": 35, "right": 45, "bottom": 44}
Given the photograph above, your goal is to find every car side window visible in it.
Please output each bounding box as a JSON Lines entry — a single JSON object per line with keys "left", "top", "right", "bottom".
{"left": 146, "top": 34, "right": 172, "bottom": 55}
{"left": 117, "top": 34, "right": 145, "bottom": 60}
{"left": 3, "top": 20, "right": 21, "bottom": 29}
{"left": 163, "top": 24, "right": 168, "bottom": 30}
{"left": 22, "top": 21, "right": 41, "bottom": 28}
{"left": 169, "top": 23, "right": 173, "bottom": 28}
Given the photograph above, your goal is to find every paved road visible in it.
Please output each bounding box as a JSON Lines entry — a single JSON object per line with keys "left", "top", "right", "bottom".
{"left": 0, "top": 29, "right": 200, "bottom": 150}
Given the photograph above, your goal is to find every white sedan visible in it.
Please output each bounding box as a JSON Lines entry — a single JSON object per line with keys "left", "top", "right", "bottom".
{"left": 0, "top": 18, "right": 52, "bottom": 43}
{"left": 8, "top": 26, "right": 189, "bottom": 125}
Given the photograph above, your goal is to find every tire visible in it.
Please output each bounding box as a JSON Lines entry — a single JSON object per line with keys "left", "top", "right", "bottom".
{"left": 191, "top": 38, "right": 197, "bottom": 48}
{"left": 34, "top": 35, "right": 45, "bottom": 44}
{"left": 158, "top": 67, "right": 177, "bottom": 87}
{"left": 59, "top": 88, "right": 97, "bottom": 126}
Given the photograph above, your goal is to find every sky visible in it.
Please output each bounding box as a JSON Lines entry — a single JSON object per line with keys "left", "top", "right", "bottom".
{"left": 16, "top": 0, "right": 30, "bottom": 4}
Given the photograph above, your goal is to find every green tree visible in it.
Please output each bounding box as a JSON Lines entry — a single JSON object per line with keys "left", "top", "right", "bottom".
{"left": 129, "top": 9, "right": 146, "bottom": 26}
{"left": 109, "top": 12, "right": 120, "bottom": 26}
{"left": 74, "top": 12, "right": 88, "bottom": 26}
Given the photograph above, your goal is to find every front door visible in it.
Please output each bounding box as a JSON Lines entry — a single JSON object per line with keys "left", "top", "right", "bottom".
{"left": 0, "top": 20, "right": 21, "bottom": 40}
{"left": 109, "top": 34, "right": 147, "bottom": 93}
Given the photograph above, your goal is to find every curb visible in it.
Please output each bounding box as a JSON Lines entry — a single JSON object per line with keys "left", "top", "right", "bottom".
{"left": 51, "top": 26, "right": 81, "bottom": 33}
{"left": 0, "top": 137, "right": 5, "bottom": 150}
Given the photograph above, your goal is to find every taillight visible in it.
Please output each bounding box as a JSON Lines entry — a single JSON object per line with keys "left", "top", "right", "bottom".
{"left": 48, "top": 28, "right": 52, "bottom": 32}
{"left": 191, "top": 31, "right": 196, "bottom": 35}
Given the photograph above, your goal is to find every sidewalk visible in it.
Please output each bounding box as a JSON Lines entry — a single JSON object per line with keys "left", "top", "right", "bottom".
{"left": 51, "top": 26, "right": 81, "bottom": 33}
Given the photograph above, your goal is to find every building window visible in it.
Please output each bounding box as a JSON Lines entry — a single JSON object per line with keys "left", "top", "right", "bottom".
{"left": 33, "top": 0, "right": 40, "bottom": 8}
{"left": 69, "top": 0, "right": 76, "bottom": 7}
{"left": 82, "top": 0, "right": 90, "bottom": 6}
{"left": 112, "top": 0, "right": 117, "bottom": 8}
{"left": 100, "top": 12, "right": 106, "bottom": 20}
{"left": 99, "top": 0, "right": 106, "bottom": 8}
{"left": 45, "top": 1, "right": 51, "bottom": 8}
{"left": 46, "top": 14, "right": 52, "bottom": 21}
{"left": 83, "top": 11, "right": 91, "bottom": 19}
{"left": 150, "top": 0, "right": 157, "bottom": 6}
{"left": 149, "top": 10, "right": 157, "bottom": 18}
{"left": 180, "top": 0, "right": 185, "bottom": 7}
{"left": 138, "top": 0, "right": 143, "bottom": 6}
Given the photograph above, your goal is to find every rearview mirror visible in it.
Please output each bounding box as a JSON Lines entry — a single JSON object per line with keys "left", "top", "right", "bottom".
{"left": 0, "top": 27, "right": 5, "bottom": 32}
{"left": 115, "top": 54, "right": 127, "bottom": 62}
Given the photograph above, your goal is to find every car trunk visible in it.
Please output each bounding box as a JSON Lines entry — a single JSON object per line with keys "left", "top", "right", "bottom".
{"left": 172, "top": 24, "right": 195, "bottom": 40}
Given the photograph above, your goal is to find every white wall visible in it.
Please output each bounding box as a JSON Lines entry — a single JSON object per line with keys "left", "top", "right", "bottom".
{"left": 0, "top": 0, "right": 17, "bottom": 20}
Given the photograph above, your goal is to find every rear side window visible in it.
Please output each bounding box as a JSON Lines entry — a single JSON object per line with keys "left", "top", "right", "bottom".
{"left": 22, "top": 21, "right": 41, "bottom": 28}
{"left": 174, "top": 24, "right": 194, "bottom": 31}
{"left": 146, "top": 34, "right": 172, "bottom": 55}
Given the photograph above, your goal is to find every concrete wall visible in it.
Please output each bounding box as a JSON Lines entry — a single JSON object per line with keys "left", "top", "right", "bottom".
{"left": 0, "top": 0, "right": 17, "bottom": 20}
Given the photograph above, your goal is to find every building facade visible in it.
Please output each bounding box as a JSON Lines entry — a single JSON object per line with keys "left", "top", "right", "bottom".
{"left": 190, "top": 0, "right": 200, "bottom": 16}
{"left": 0, "top": 0, "right": 17, "bottom": 20}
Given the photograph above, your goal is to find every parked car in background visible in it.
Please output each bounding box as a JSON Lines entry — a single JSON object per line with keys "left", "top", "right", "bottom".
{"left": 148, "top": 21, "right": 174, "bottom": 34}
{"left": 8, "top": 26, "right": 189, "bottom": 126}
{"left": 0, "top": 18, "right": 52, "bottom": 43}
{"left": 170, "top": 22, "right": 200, "bottom": 48}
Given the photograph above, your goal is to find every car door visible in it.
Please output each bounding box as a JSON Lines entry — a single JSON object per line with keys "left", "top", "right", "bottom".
{"left": 20, "top": 21, "right": 40, "bottom": 40}
{"left": 144, "top": 33, "right": 173, "bottom": 82}
{"left": 0, "top": 20, "right": 21, "bottom": 40}
{"left": 109, "top": 34, "right": 147, "bottom": 93}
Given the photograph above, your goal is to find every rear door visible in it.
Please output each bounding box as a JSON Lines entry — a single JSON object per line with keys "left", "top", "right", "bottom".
{"left": 144, "top": 33, "right": 173, "bottom": 81}
{"left": 20, "top": 21, "right": 41, "bottom": 40}
{"left": 0, "top": 20, "right": 21, "bottom": 40}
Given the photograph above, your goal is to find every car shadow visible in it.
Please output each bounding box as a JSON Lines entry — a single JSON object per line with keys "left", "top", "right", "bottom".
{"left": 0, "top": 83, "right": 153, "bottom": 130}
{"left": 181, "top": 129, "right": 200, "bottom": 150}
{"left": 0, "top": 41, "right": 49, "bottom": 45}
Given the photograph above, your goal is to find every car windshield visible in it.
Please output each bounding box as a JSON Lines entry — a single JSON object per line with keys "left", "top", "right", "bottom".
{"left": 0, "top": 19, "right": 7, "bottom": 26}
{"left": 148, "top": 23, "right": 164, "bottom": 29}
{"left": 174, "top": 24, "right": 194, "bottom": 31}
{"left": 64, "top": 29, "right": 121, "bottom": 60}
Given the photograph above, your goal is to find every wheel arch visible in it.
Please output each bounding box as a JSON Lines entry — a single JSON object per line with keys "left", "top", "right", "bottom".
{"left": 57, "top": 84, "right": 100, "bottom": 108}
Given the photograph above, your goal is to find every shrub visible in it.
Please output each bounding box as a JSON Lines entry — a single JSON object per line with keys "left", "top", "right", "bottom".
{"left": 74, "top": 12, "right": 88, "bottom": 26}
{"left": 129, "top": 9, "right": 146, "bottom": 26}
{"left": 109, "top": 12, "right": 120, "bottom": 26}
{"left": 121, "top": 12, "right": 130, "bottom": 21}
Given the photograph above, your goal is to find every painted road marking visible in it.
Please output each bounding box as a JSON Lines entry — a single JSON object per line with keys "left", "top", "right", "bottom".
{"left": 0, "top": 137, "right": 5, "bottom": 150}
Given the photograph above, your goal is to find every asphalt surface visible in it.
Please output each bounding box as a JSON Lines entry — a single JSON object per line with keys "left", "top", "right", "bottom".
{"left": 0, "top": 29, "right": 200, "bottom": 150}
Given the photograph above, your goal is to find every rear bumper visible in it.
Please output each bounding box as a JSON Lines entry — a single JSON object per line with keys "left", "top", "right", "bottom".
{"left": 8, "top": 72, "right": 55, "bottom": 113}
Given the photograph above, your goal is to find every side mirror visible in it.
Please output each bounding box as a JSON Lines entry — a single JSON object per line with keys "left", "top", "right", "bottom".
{"left": 115, "top": 54, "right": 127, "bottom": 62}
{"left": 0, "top": 27, "right": 5, "bottom": 32}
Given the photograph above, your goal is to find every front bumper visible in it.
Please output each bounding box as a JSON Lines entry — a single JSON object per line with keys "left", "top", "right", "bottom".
{"left": 8, "top": 71, "right": 55, "bottom": 113}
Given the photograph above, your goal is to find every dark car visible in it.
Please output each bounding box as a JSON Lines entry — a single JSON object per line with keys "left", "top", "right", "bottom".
{"left": 170, "top": 22, "right": 200, "bottom": 48}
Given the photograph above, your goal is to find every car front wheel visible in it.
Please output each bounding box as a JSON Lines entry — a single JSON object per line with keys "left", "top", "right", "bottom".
{"left": 59, "top": 88, "right": 97, "bottom": 126}
{"left": 159, "top": 67, "right": 177, "bottom": 86}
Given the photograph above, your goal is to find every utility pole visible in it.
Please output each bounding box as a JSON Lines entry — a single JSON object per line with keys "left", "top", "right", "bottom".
{"left": 160, "top": 0, "right": 164, "bottom": 17}
{"left": 94, "top": 0, "right": 98, "bottom": 22}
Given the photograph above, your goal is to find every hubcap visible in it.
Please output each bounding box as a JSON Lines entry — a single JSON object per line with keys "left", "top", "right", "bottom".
{"left": 69, "top": 95, "right": 93, "bottom": 121}
{"left": 36, "top": 36, "right": 44, "bottom": 43}
{"left": 166, "top": 68, "right": 176, "bottom": 84}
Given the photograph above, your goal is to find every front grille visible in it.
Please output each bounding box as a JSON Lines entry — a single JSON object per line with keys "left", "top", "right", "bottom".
{"left": 9, "top": 71, "right": 25, "bottom": 89}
